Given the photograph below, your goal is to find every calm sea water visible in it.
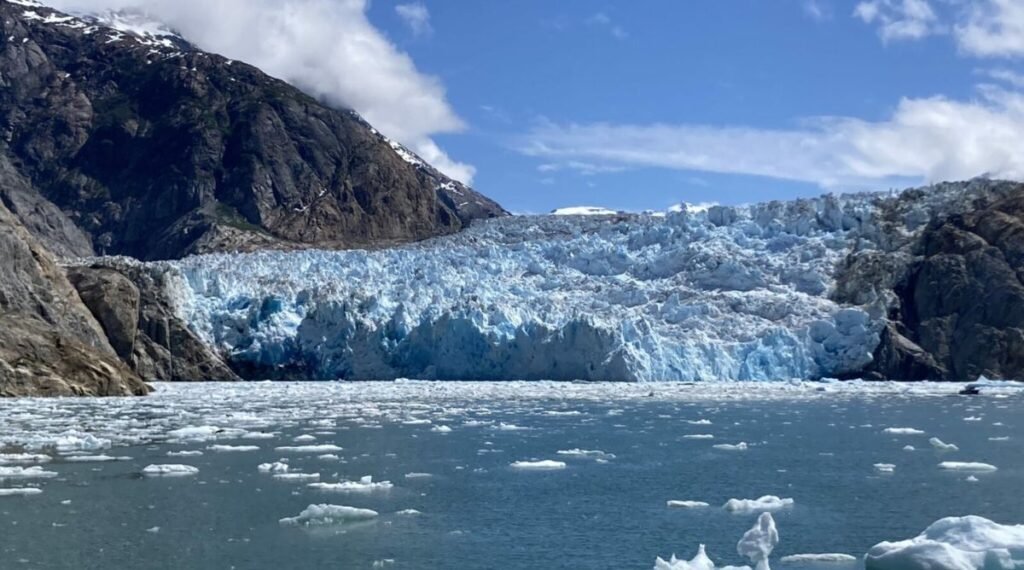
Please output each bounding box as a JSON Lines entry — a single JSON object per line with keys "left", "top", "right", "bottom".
{"left": 0, "top": 382, "right": 1021, "bottom": 569}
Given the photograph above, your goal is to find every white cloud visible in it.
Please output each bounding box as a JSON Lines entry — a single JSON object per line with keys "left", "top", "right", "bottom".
{"left": 854, "top": 0, "right": 941, "bottom": 42}
{"left": 981, "top": 67, "right": 1024, "bottom": 87}
{"left": 586, "top": 12, "right": 628, "bottom": 40}
{"left": 804, "top": 0, "right": 830, "bottom": 21}
{"left": 519, "top": 86, "right": 1024, "bottom": 189}
{"left": 395, "top": 2, "right": 432, "bottom": 37}
{"left": 44, "top": 0, "right": 474, "bottom": 183}
{"left": 956, "top": 0, "right": 1024, "bottom": 57}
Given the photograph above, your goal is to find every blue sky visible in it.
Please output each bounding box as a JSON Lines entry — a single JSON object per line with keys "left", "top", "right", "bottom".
{"left": 52, "top": 0, "right": 1024, "bottom": 214}
{"left": 365, "top": 0, "right": 1024, "bottom": 213}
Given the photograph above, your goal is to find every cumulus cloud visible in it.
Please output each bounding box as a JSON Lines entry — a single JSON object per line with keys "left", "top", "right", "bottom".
{"left": 854, "top": 0, "right": 941, "bottom": 42}
{"left": 956, "top": 0, "right": 1024, "bottom": 57}
{"left": 395, "top": 2, "right": 432, "bottom": 37}
{"left": 519, "top": 86, "right": 1024, "bottom": 190}
{"left": 44, "top": 0, "right": 475, "bottom": 183}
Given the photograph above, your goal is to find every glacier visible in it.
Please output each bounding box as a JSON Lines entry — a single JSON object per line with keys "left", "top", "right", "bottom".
{"left": 157, "top": 180, "right": 1009, "bottom": 382}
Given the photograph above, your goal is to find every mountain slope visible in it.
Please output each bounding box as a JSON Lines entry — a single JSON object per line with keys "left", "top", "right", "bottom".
{"left": 0, "top": 1, "right": 506, "bottom": 260}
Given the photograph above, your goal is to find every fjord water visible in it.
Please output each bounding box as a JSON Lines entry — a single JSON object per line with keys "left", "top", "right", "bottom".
{"left": 0, "top": 382, "right": 1021, "bottom": 569}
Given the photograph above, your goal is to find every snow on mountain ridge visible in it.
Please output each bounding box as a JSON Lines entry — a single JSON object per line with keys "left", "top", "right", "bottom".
{"left": 155, "top": 181, "right": 1014, "bottom": 382}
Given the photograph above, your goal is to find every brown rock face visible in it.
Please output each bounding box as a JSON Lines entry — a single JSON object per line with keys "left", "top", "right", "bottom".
{"left": 0, "top": 3, "right": 506, "bottom": 261}
{"left": 0, "top": 202, "right": 148, "bottom": 397}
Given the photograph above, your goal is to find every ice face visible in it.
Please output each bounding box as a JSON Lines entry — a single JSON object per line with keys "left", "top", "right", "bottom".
{"left": 865, "top": 516, "right": 1024, "bottom": 570}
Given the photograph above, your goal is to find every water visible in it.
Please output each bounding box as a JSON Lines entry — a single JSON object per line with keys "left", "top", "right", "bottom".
{"left": 1, "top": 382, "right": 1021, "bottom": 569}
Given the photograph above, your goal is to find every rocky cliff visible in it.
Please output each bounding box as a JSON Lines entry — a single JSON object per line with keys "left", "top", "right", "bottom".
{"left": 0, "top": 201, "right": 148, "bottom": 396}
{"left": 0, "top": 1, "right": 505, "bottom": 261}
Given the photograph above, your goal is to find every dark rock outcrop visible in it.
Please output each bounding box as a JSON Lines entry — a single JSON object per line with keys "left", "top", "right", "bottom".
{"left": 0, "top": 202, "right": 148, "bottom": 397}
{"left": 67, "top": 262, "right": 240, "bottom": 383}
{"left": 0, "top": 3, "right": 506, "bottom": 261}
{"left": 838, "top": 183, "right": 1024, "bottom": 380}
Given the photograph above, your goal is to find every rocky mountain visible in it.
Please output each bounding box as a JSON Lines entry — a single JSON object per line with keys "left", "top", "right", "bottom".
{"left": 0, "top": 1, "right": 506, "bottom": 261}
{"left": 0, "top": 200, "right": 147, "bottom": 396}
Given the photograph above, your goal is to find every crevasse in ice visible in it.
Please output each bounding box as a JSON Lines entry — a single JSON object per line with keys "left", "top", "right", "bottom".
{"left": 162, "top": 181, "right": 1003, "bottom": 381}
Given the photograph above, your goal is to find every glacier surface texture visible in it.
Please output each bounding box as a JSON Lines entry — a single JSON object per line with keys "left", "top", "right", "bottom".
{"left": 161, "top": 182, "right": 1006, "bottom": 382}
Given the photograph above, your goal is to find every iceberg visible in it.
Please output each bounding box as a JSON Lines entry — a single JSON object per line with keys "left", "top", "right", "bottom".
{"left": 723, "top": 496, "right": 794, "bottom": 513}
{"left": 141, "top": 464, "right": 199, "bottom": 476}
{"left": 865, "top": 516, "right": 1024, "bottom": 570}
{"left": 279, "top": 504, "right": 379, "bottom": 526}
{"left": 655, "top": 512, "right": 778, "bottom": 570}
{"left": 510, "top": 460, "right": 567, "bottom": 470}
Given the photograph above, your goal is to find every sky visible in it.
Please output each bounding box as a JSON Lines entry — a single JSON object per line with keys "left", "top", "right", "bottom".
{"left": 43, "top": 0, "right": 1024, "bottom": 213}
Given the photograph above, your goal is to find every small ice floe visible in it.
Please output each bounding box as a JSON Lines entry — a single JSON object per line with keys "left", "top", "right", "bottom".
{"left": 667, "top": 500, "right": 709, "bottom": 508}
{"left": 0, "top": 488, "right": 43, "bottom": 497}
{"left": 141, "top": 464, "right": 198, "bottom": 477}
{"left": 308, "top": 476, "right": 393, "bottom": 493}
{"left": 965, "top": 475, "right": 979, "bottom": 483}
{"left": 258, "top": 462, "right": 290, "bottom": 474}
{"left": 0, "top": 454, "right": 51, "bottom": 465}
{"left": 494, "top": 423, "right": 528, "bottom": 431}
{"left": 963, "top": 416, "right": 983, "bottom": 422}
{"left": 655, "top": 512, "right": 778, "bottom": 570}
{"left": 687, "top": 419, "right": 713, "bottom": 425}
{"left": 874, "top": 463, "right": 896, "bottom": 474}
{"left": 883, "top": 428, "right": 925, "bottom": 435}
{"left": 431, "top": 425, "right": 453, "bottom": 433}
{"left": 396, "top": 509, "right": 421, "bottom": 516}
{"left": 780, "top": 553, "right": 856, "bottom": 564}
{"left": 682, "top": 434, "right": 714, "bottom": 440}
{"left": 318, "top": 454, "right": 340, "bottom": 461}
{"left": 372, "top": 559, "right": 395, "bottom": 568}
{"left": 724, "top": 495, "right": 794, "bottom": 513}
{"left": 274, "top": 444, "right": 343, "bottom": 453}
{"left": 240, "top": 432, "right": 276, "bottom": 440}
{"left": 510, "top": 460, "right": 566, "bottom": 470}
{"left": 167, "top": 450, "right": 203, "bottom": 457}
{"left": 938, "top": 462, "right": 998, "bottom": 472}
{"left": 52, "top": 433, "right": 111, "bottom": 453}
{"left": 0, "top": 466, "right": 58, "bottom": 479}
{"left": 404, "top": 472, "right": 432, "bottom": 479}
{"left": 293, "top": 435, "right": 317, "bottom": 443}
{"left": 989, "top": 437, "right": 1010, "bottom": 442}
{"left": 713, "top": 442, "right": 748, "bottom": 451}
{"left": 402, "top": 418, "right": 432, "bottom": 426}
{"left": 273, "top": 472, "right": 320, "bottom": 482}
{"left": 929, "top": 438, "right": 959, "bottom": 452}
{"left": 63, "top": 455, "right": 130, "bottom": 462}
{"left": 865, "top": 516, "right": 1024, "bottom": 570}
{"left": 903, "top": 446, "right": 916, "bottom": 452}
{"left": 166, "top": 426, "right": 232, "bottom": 443}
{"left": 279, "top": 504, "right": 379, "bottom": 527}
{"left": 556, "top": 449, "right": 615, "bottom": 460}
{"left": 206, "top": 445, "right": 260, "bottom": 453}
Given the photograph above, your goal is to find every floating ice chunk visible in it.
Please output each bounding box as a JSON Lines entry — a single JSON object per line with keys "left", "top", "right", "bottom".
{"left": 724, "top": 496, "right": 794, "bottom": 513}
{"left": 865, "top": 516, "right": 1024, "bottom": 570}
{"left": 683, "top": 435, "right": 715, "bottom": 440}
{"left": 240, "top": 432, "right": 276, "bottom": 440}
{"left": 874, "top": 463, "right": 895, "bottom": 473}
{"left": 903, "top": 446, "right": 915, "bottom": 452}
{"left": 667, "top": 500, "right": 710, "bottom": 508}
{"left": 495, "top": 423, "right": 528, "bottom": 431}
{"left": 738, "top": 513, "right": 779, "bottom": 570}
{"left": 274, "top": 472, "right": 320, "bottom": 482}
{"left": 0, "top": 488, "right": 43, "bottom": 497}
{"left": 963, "top": 416, "right": 982, "bottom": 422}
{"left": 274, "top": 444, "right": 343, "bottom": 453}
{"left": 779, "top": 553, "right": 856, "bottom": 563}
{"left": 52, "top": 432, "right": 110, "bottom": 452}
{"left": 64, "top": 455, "right": 130, "bottom": 462}
{"left": 938, "top": 462, "right": 997, "bottom": 472}
{"left": 166, "top": 426, "right": 227, "bottom": 442}
{"left": 966, "top": 475, "right": 979, "bottom": 483}
{"left": 0, "top": 454, "right": 51, "bottom": 465}
{"left": 431, "top": 425, "right": 453, "bottom": 433}
{"left": 884, "top": 428, "right": 925, "bottom": 435}
{"left": 292, "top": 435, "right": 317, "bottom": 443}
{"left": 279, "top": 504, "right": 379, "bottom": 526}
{"left": 146, "top": 526, "right": 160, "bottom": 533}
{"left": 0, "top": 466, "right": 58, "bottom": 479}
{"left": 989, "top": 437, "right": 1010, "bottom": 442}
{"left": 167, "top": 450, "right": 203, "bottom": 457}
{"left": 258, "top": 462, "right": 290, "bottom": 474}
{"left": 404, "top": 472, "right": 432, "bottom": 479}
{"left": 318, "top": 454, "right": 340, "bottom": 461}
{"left": 654, "top": 544, "right": 717, "bottom": 570}
{"left": 929, "top": 438, "right": 959, "bottom": 452}
{"left": 714, "top": 442, "right": 749, "bottom": 451}
{"left": 142, "top": 464, "right": 198, "bottom": 476}
{"left": 402, "top": 419, "right": 431, "bottom": 426}
{"left": 396, "top": 509, "right": 421, "bottom": 516}
{"left": 688, "top": 420, "right": 713, "bottom": 425}
{"left": 207, "top": 445, "right": 260, "bottom": 453}
{"left": 308, "top": 476, "right": 393, "bottom": 493}
{"left": 510, "top": 460, "right": 566, "bottom": 470}
{"left": 556, "top": 449, "right": 615, "bottom": 460}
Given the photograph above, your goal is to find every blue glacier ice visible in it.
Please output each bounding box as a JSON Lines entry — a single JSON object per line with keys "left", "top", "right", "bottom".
{"left": 159, "top": 181, "right": 1006, "bottom": 382}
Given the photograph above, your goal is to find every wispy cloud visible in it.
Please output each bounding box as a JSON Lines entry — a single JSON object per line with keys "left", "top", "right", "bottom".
{"left": 395, "top": 2, "right": 432, "bottom": 37}
{"left": 586, "top": 12, "right": 628, "bottom": 40}
{"left": 956, "top": 0, "right": 1024, "bottom": 57}
{"left": 854, "top": 0, "right": 941, "bottom": 42}
{"left": 46, "top": 0, "right": 474, "bottom": 184}
{"left": 803, "top": 0, "right": 831, "bottom": 21}
{"left": 519, "top": 86, "right": 1024, "bottom": 189}
{"left": 537, "top": 161, "right": 627, "bottom": 176}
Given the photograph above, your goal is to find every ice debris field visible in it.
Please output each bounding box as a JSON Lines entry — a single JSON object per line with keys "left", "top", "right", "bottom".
{"left": 0, "top": 381, "right": 1021, "bottom": 569}
{"left": 157, "top": 181, "right": 1010, "bottom": 382}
